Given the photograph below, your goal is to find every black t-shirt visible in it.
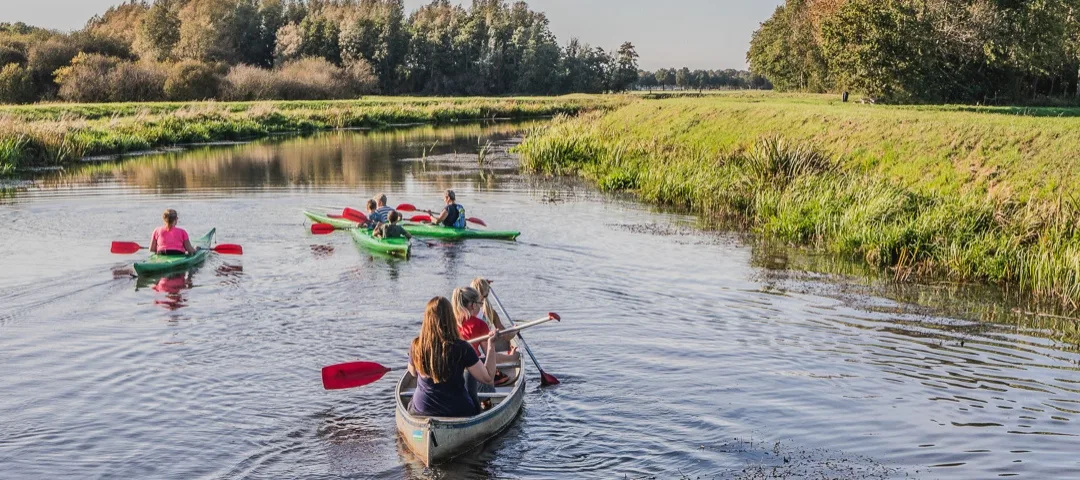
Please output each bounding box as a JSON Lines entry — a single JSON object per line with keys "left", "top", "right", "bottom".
{"left": 409, "top": 340, "right": 481, "bottom": 417}
{"left": 441, "top": 203, "right": 462, "bottom": 228}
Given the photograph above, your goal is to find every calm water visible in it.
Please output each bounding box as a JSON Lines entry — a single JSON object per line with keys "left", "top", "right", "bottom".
{"left": 2, "top": 123, "right": 1079, "bottom": 479}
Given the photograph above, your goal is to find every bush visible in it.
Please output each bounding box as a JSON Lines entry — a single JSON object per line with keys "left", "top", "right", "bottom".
{"left": 345, "top": 58, "right": 377, "bottom": 95}
{"left": 27, "top": 38, "right": 78, "bottom": 87}
{"left": 277, "top": 57, "right": 353, "bottom": 100}
{"left": 0, "top": 63, "right": 35, "bottom": 104}
{"left": 0, "top": 45, "right": 26, "bottom": 67}
{"left": 222, "top": 64, "right": 279, "bottom": 101}
{"left": 56, "top": 53, "right": 165, "bottom": 102}
{"left": 164, "top": 59, "right": 220, "bottom": 100}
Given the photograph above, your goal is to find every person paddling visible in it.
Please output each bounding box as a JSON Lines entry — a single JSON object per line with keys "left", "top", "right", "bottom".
{"left": 373, "top": 193, "right": 394, "bottom": 224}
{"left": 149, "top": 209, "right": 197, "bottom": 256}
{"left": 373, "top": 211, "right": 412, "bottom": 240}
{"left": 408, "top": 297, "right": 500, "bottom": 417}
{"left": 427, "top": 190, "right": 467, "bottom": 229}
{"left": 453, "top": 287, "right": 518, "bottom": 393}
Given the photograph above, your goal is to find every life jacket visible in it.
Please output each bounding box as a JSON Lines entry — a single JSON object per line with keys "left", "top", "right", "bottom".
{"left": 446, "top": 204, "right": 466, "bottom": 229}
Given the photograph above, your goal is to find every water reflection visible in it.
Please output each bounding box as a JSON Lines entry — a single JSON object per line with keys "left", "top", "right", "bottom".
{"left": 33, "top": 121, "right": 540, "bottom": 194}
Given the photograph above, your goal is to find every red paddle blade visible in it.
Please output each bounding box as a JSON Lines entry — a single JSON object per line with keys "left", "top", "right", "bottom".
{"left": 342, "top": 208, "right": 368, "bottom": 223}
{"left": 396, "top": 204, "right": 417, "bottom": 212}
{"left": 548, "top": 312, "right": 561, "bottom": 321}
{"left": 311, "top": 223, "right": 337, "bottom": 235}
{"left": 111, "top": 242, "right": 143, "bottom": 254}
{"left": 540, "top": 371, "right": 560, "bottom": 386}
{"left": 409, "top": 214, "right": 433, "bottom": 223}
{"left": 213, "top": 244, "right": 243, "bottom": 255}
{"left": 322, "top": 362, "right": 392, "bottom": 390}
{"left": 467, "top": 217, "right": 488, "bottom": 227}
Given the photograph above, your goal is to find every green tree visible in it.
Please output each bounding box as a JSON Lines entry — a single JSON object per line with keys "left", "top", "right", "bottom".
{"left": 137, "top": 0, "right": 181, "bottom": 61}
{"left": 0, "top": 63, "right": 35, "bottom": 104}
{"left": 609, "top": 41, "right": 639, "bottom": 92}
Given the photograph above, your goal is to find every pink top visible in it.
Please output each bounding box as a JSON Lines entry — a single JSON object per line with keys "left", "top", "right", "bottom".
{"left": 151, "top": 226, "right": 189, "bottom": 253}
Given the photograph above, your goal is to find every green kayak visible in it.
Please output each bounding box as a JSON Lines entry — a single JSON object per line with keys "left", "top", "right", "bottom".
{"left": 402, "top": 223, "right": 520, "bottom": 240}
{"left": 351, "top": 228, "right": 411, "bottom": 257}
{"left": 304, "top": 211, "right": 361, "bottom": 230}
{"left": 133, "top": 229, "right": 216, "bottom": 276}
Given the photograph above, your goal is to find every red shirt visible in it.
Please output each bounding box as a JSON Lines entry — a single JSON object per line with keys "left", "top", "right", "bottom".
{"left": 458, "top": 316, "right": 490, "bottom": 356}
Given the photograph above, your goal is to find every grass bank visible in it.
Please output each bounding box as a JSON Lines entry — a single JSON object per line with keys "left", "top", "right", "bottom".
{"left": 515, "top": 92, "right": 1080, "bottom": 308}
{"left": 0, "top": 95, "right": 619, "bottom": 174}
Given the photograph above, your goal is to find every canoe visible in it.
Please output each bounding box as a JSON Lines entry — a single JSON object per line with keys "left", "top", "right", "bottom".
{"left": 395, "top": 337, "right": 526, "bottom": 466}
{"left": 133, "top": 229, "right": 216, "bottom": 276}
{"left": 303, "top": 211, "right": 361, "bottom": 230}
{"left": 401, "top": 223, "right": 520, "bottom": 241}
{"left": 350, "top": 227, "right": 410, "bottom": 258}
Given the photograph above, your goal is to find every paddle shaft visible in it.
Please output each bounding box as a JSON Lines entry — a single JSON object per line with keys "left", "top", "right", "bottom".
{"left": 488, "top": 289, "right": 548, "bottom": 377}
{"left": 466, "top": 315, "right": 555, "bottom": 345}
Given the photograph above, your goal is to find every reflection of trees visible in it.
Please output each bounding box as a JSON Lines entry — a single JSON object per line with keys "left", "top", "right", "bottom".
{"left": 40, "top": 121, "right": 540, "bottom": 192}
{"left": 749, "top": 239, "right": 1080, "bottom": 350}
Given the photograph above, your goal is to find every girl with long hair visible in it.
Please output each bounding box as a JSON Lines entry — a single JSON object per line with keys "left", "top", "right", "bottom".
{"left": 408, "top": 297, "right": 499, "bottom": 417}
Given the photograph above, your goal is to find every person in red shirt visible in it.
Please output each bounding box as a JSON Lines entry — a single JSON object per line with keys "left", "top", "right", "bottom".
{"left": 452, "top": 287, "right": 518, "bottom": 399}
{"left": 149, "top": 209, "right": 197, "bottom": 256}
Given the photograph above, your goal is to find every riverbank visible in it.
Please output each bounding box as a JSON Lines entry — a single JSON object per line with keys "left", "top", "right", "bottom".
{"left": 516, "top": 92, "right": 1080, "bottom": 308}
{"left": 0, "top": 95, "right": 618, "bottom": 175}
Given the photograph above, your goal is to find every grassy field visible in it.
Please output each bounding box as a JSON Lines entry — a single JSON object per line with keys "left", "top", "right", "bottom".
{"left": 0, "top": 95, "right": 620, "bottom": 175}
{"left": 515, "top": 92, "right": 1080, "bottom": 308}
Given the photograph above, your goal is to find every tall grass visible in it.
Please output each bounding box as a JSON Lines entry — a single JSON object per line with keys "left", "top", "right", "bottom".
{"left": 515, "top": 100, "right": 1080, "bottom": 309}
{"left": 0, "top": 95, "right": 621, "bottom": 173}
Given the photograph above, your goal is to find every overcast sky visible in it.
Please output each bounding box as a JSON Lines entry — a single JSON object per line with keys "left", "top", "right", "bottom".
{"left": 0, "top": 0, "right": 782, "bottom": 70}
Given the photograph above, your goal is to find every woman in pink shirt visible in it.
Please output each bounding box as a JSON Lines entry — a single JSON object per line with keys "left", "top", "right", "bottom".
{"left": 149, "top": 209, "right": 196, "bottom": 256}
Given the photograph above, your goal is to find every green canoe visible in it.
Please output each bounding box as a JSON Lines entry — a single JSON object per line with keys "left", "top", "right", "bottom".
{"left": 133, "top": 229, "right": 216, "bottom": 276}
{"left": 351, "top": 228, "right": 411, "bottom": 257}
{"left": 402, "top": 223, "right": 520, "bottom": 241}
{"left": 304, "top": 211, "right": 361, "bottom": 230}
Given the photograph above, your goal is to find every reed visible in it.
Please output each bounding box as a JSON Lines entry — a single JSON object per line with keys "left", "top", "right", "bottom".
{"left": 515, "top": 95, "right": 1080, "bottom": 309}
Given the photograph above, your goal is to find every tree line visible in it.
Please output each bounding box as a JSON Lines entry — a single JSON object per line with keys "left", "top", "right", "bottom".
{"left": 635, "top": 68, "right": 771, "bottom": 91}
{"left": 748, "top": 0, "right": 1080, "bottom": 104}
{"left": 0, "top": 0, "right": 642, "bottom": 104}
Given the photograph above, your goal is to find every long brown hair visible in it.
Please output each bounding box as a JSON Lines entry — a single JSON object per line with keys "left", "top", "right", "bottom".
{"left": 470, "top": 278, "right": 505, "bottom": 330}
{"left": 162, "top": 209, "right": 178, "bottom": 231}
{"left": 410, "top": 297, "right": 461, "bottom": 383}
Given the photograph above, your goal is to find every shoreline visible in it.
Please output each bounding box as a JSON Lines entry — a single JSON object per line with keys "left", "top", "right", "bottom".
{"left": 515, "top": 93, "right": 1080, "bottom": 310}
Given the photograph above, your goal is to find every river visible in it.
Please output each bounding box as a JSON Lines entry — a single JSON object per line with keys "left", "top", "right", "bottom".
{"left": 1, "top": 122, "right": 1078, "bottom": 479}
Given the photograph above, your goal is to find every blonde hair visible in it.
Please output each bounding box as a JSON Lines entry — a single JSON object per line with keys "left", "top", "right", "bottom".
{"left": 162, "top": 209, "right": 178, "bottom": 230}
{"left": 451, "top": 287, "right": 482, "bottom": 325}
{"left": 375, "top": 193, "right": 388, "bottom": 206}
{"left": 410, "top": 297, "right": 460, "bottom": 383}
{"left": 470, "top": 277, "right": 505, "bottom": 330}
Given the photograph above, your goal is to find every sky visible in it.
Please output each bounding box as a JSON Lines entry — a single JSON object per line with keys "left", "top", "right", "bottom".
{"left": 0, "top": 0, "right": 783, "bottom": 70}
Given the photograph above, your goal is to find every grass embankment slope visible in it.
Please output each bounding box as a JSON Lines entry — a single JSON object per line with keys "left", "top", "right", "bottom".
{"left": 516, "top": 92, "right": 1080, "bottom": 308}
{"left": 0, "top": 95, "right": 618, "bottom": 175}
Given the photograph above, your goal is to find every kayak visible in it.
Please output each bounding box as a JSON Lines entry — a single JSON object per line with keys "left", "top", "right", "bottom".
{"left": 402, "top": 223, "right": 520, "bottom": 241}
{"left": 304, "top": 210, "right": 520, "bottom": 240}
{"left": 133, "top": 229, "right": 216, "bottom": 276}
{"left": 303, "top": 211, "right": 361, "bottom": 230}
{"left": 350, "top": 227, "right": 410, "bottom": 258}
{"left": 396, "top": 336, "right": 525, "bottom": 466}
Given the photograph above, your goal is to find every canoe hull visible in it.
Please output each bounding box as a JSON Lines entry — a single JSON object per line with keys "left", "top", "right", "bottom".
{"left": 395, "top": 338, "right": 525, "bottom": 466}
{"left": 350, "top": 228, "right": 410, "bottom": 258}
{"left": 133, "top": 229, "right": 216, "bottom": 276}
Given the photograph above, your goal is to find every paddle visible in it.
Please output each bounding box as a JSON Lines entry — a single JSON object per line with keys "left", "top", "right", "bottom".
{"left": 396, "top": 204, "right": 487, "bottom": 227}
{"left": 488, "top": 287, "right": 560, "bottom": 386}
{"left": 322, "top": 313, "right": 560, "bottom": 390}
{"left": 310, "top": 223, "right": 339, "bottom": 235}
{"left": 342, "top": 208, "right": 368, "bottom": 224}
{"left": 111, "top": 242, "right": 243, "bottom": 255}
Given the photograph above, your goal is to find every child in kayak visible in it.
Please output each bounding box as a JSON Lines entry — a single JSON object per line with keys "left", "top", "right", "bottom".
{"left": 149, "top": 209, "right": 196, "bottom": 256}
{"left": 408, "top": 297, "right": 500, "bottom": 417}
{"left": 373, "top": 211, "right": 412, "bottom": 240}
{"left": 363, "top": 199, "right": 380, "bottom": 229}
{"left": 428, "top": 190, "right": 467, "bottom": 229}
